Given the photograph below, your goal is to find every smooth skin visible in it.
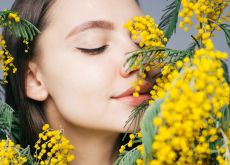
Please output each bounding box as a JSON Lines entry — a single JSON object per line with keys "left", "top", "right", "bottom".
{"left": 25, "top": 0, "right": 158, "bottom": 164}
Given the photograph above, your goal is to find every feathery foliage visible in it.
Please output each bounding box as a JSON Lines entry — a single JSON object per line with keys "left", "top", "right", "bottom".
{"left": 0, "top": 9, "right": 40, "bottom": 41}
{"left": 140, "top": 99, "right": 163, "bottom": 164}
{"left": 114, "top": 147, "right": 141, "bottom": 165}
{"left": 124, "top": 47, "right": 193, "bottom": 74}
{"left": 122, "top": 102, "right": 148, "bottom": 141}
{"left": 0, "top": 101, "right": 20, "bottom": 143}
{"left": 219, "top": 24, "right": 230, "bottom": 48}
{"left": 159, "top": 0, "right": 181, "bottom": 42}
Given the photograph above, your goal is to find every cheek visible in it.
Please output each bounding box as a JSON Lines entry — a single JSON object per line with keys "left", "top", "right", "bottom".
{"left": 41, "top": 49, "right": 118, "bottom": 128}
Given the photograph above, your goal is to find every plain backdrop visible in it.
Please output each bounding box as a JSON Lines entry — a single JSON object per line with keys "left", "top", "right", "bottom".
{"left": 0, "top": 0, "right": 229, "bottom": 71}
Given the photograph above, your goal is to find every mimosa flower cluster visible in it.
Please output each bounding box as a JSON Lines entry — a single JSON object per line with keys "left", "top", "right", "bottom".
{"left": 0, "top": 11, "right": 34, "bottom": 83}
{"left": 0, "top": 11, "right": 22, "bottom": 83}
{"left": 0, "top": 138, "right": 27, "bottom": 165}
{"left": 118, "top": 0, "right": 230, "bottom": 161}
{"left": 123, "top": 14, "right": 185, "bottom": 105}
{"left": 151, "top": 40, "right": 230, "bottom": 165}
{"left": 123, "top": 15, "right": 167, "bottom": 98}
{"left": 0, "top": 124, "right": 75, "bottom": 165}
{"left": 7, "top": 12, "right": 20, "bottom": 23}
{"left": 0, "top": 11, "right": 21, "bottom": 28}
{"left": 179, "top": 0, "right": 229, "bottom": 32}
{"left": 124, "top": 15, "right": 167, "bottom": 48}
{"left": 119, "top": 132, "right": 143, "bottom": 154}
{"left": 33, "top": 124, "right": 75, "bottom": 165}
{"left": 148, "top": 56, "right": 192, "bottom": 105}
{"left": 0, "top": 35, "right": 17, "bottom": 83}
{"left": 120, "top": 15, "right": 195, "bottom": 160}
{"left": 148, "top": 63, "right": 176, "bottom": 104}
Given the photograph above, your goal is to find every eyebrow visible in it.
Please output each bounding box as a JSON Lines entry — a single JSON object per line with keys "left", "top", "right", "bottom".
{"left": 65, "top": 20, "right": 115, "bottom": 39}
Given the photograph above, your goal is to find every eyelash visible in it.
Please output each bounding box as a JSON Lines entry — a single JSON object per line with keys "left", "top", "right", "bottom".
{"left": 76, "top": 41, "right": 138, "bottom": 55}
{"left": 77, "top": 45, "right": 108, "bottom": 55}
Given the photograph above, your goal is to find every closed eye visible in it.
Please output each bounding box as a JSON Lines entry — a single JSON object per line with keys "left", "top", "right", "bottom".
{"left": 76, "top": 45, "right": 108, "bottom": 55}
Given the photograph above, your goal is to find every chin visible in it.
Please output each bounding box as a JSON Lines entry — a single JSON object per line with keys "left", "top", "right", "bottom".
{"left": 116, "top": 124, "right": 141, "bottom": 133}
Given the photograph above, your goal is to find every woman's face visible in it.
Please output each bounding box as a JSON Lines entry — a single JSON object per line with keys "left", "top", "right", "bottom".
{"left": 29, "top": 0, "right": 152, "bottom": 132}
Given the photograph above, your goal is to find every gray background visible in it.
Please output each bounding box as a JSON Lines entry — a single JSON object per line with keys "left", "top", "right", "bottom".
{"left": 0, "top": 0, "right": 229, "bottom": 68}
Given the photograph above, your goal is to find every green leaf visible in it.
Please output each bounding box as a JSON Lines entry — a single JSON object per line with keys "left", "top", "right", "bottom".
{"left": 0, "top": 101, "right": 21, "bottom": 143}
{"left": 0, "top": 9, "right": 40, "bottom": 41}
{"left": 186, "top": 42, "right": 196, "bottom": 52}
{"left": 219, "top": 104, "right": 230, "bottom": 131}
{"left": 122, "top": 102, "right": 149, "bottom": 141}
{"left": 24, "top": 24, "right": 34, "bottom": 42}
{"left": 159, "top": 0, "right": 181, "bottom": 42}
{"left": 221, "top": 60, "right": 230, "bottom": 85}
{"left": 209, "top": 104, "right": 230, "bottom": 164}
{"left": 124, "top": 47, "right": 188, "bottom": 73}
{"left": 12, "top": 22, "right": 21, "bottom": 38}
{"left": 11, "top": 110, "right": 21, "bottom": 144}
{"left": 219, "top": 24, "right": 230, "bottom": 48}
{"left": 0, "top": 10, "right": 12, "bottom": 18}
{"left": 18, "top": 23, "right": 29, "bottom": 40}
{"left": 141, "top": 99, "right": 163, "bottom": 164}
{"left": 21, "top": 19, "right": 40, "bottom": 41}
{"left": 114, "top": 147, "right": 141, "bottom": 165}
{"left": 0, "top": 101, "right": 14, "bottom": 139}
{"left": 21, "top": 145, "right": 34, "bottom": 165}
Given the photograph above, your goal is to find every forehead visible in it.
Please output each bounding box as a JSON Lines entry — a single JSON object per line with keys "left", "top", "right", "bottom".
{"left": 45, "top": 0, "right": 142, "bottom": 31}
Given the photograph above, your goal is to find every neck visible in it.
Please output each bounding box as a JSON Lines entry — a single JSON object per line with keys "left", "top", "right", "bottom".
{"left": 66, "top": 126, "right": 120, "bottom": 165}
{"left": 45, "top": 100, "right": 121, "bottom": 165}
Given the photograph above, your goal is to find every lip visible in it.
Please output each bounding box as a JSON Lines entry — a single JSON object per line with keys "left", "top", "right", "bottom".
{"left": 111, "top": 82, "right": 152, "bottom": 106}
{"left": 112, "top": 94, "right": 151, "bottom": 106}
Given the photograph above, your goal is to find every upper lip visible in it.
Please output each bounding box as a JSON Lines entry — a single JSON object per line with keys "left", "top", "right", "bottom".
{"left": 111, "top": 81, "right": 152, "bottom": 98}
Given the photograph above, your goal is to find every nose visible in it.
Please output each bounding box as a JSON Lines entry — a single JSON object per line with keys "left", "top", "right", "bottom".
{"left": 118, "top": 37, "right": 161, "bottom": 82}
{"left": 120, "top": 61, "right": 139, "bottom": 78}
{"left": 119, "top": 38, "right": 139, "bottom": 78}
{"left": 120, "top": 58, "right": 161, "bottom": 84}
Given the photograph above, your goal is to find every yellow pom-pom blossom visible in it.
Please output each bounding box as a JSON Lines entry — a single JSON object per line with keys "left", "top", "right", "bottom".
{"left": 34, "top": 124, "right": 75, "bottom": 165}
{"left": 150, "top": 40, "right": 230, "bottom": 164}
{"left": 124, "top": 15, "right": 167, "bottom": 98}
{"left": 0, "top": 35, "right": 17, "bottom": 83}
{"left": 179, "top": 0, "right": 229, "bottom": 28}
{"left": 120, "top": 4, "right": 230, "bottom": 165}
{"left": 8, "top": 12, "right": 21, "bottom": 23}
{"left": 148, "top": 64, "right": 180, "bottom": 105}
{"left": 179, "top": 0, "right": 229, "bottom": 45}
{"left": 0, "top": 138, "right": 27, "bottom": 165}
{"left": 124, "top": 15, "right": 167, "bottom": 48}
{"left": 118, "top": 132, "right": 143, "bottom": 155}
{"left": 124, "top": 15, "right": 167, "bottom": 68}
{"left": 0, "top": 12, "right": 29, "bottom": 83}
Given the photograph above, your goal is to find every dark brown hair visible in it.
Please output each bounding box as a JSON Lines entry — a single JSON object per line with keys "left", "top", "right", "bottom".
{"left": 2, "top": 0, "right": 139, "bottom": 154}
{"left": 3, "top": 0, "right": 56, "bottom": 150}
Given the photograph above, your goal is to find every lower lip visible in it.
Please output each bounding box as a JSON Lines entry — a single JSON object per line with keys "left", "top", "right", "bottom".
{"left": 112, "top": 94, "right": 151, "bottom": 106}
